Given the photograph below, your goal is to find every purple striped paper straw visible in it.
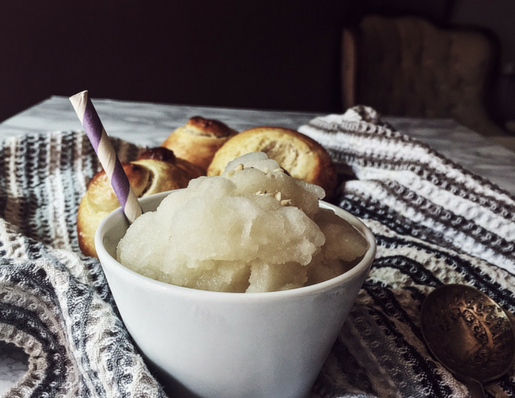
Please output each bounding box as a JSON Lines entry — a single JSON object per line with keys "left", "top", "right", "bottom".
{"left": 70, "top": 90, "right": 142, "bottom": 223}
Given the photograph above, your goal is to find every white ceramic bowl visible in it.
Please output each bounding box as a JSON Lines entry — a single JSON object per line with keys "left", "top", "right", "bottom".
{"left": 96, "top": 190, "right": 376, "bottom": 398}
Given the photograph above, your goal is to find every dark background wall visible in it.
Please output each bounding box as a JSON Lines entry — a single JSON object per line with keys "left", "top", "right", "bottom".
{"left": 0, "top": 1, "right": 357, "bottom": 121}
{"left": 1, "top": 0, "right": 512, "bottom": 124}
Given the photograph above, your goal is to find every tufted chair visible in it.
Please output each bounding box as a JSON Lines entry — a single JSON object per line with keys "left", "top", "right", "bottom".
{"left": 341, "top": 15, "right": 507, "bottom": 137}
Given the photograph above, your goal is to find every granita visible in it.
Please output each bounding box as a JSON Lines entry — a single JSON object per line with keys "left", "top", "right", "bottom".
{"left": 116, "top": 152, "right": 369, "bottom": 293}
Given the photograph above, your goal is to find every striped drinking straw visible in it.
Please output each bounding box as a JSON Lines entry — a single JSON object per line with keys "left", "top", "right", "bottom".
{"left": 69, "top": 90, "right": 142, "bottom": 223}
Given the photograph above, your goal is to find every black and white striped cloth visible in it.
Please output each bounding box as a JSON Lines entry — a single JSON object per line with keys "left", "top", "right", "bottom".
{"left": 0, "top": 106, "right": 514, "bottom": 397}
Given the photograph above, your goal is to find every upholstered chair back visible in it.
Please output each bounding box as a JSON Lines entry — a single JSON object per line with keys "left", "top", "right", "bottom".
{"left": 342, "top": 15, "right": 505, "bottom": 137}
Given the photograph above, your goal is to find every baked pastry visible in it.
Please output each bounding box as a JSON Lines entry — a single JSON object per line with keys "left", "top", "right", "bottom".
{"left": 161, "top": 116, "right": 239, "bottom": 171}
{"left": 77, "top": 147, "right": 203, "bottom": 258}
{"left": 207, "top": 127, "right": 337, "bottom": 198}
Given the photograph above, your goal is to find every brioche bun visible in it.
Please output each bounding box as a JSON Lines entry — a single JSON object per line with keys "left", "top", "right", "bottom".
{"left": 207, "top": 127, "right": 337, "bottom": 198}
{"left": 161, "top": 116, "right": 238, "bottom": 171}
{"left": 77, "top": 147, "right": 203, "bottom": 258}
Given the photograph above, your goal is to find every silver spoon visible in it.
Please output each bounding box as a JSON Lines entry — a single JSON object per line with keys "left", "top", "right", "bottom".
{"left": 420, "top": 284, "right": 515, "bottom": 398}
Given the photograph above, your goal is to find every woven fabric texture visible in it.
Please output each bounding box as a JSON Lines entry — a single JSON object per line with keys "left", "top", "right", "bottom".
{"left": 1, "top": 106, "right": 514, "bottom": 397}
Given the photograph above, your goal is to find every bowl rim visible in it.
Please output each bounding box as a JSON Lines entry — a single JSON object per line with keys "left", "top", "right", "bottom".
{"left": 95, "top": 190, "right": 376, "bottom": 301}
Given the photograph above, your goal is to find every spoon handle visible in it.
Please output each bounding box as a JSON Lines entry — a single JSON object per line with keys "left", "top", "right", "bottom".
{"left": 462, "top": 377, "right": 485, "bottom": 398}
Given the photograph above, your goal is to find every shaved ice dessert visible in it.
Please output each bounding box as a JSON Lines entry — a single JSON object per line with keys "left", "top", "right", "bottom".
{"left": 116, "top": 152, "right": 369, "bottom": 293}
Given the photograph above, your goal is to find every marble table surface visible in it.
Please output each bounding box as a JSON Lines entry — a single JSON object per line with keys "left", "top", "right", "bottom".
{"left": 1, "top": 95, "right": 515, "bottom": 395}
{"left": 1, "top": 96, "right": 514, "bottom": 196}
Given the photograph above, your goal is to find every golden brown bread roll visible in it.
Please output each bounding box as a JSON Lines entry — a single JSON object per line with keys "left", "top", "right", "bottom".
{"left": 207, "top": 127, "right": 337, "bottom": 198}
{"left": 77, "top": 147, "right": 203, "bottom": 258}
{"left": 161, "top": 116, "right": 238, "bottom": 171}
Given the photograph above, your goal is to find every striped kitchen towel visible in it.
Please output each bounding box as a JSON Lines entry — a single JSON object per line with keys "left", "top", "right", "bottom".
{"left": 299, "top": 107, "right": 515, "bottom": 398}
{"left": 0, "top": 106, "right": 514, "bottom": 397}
